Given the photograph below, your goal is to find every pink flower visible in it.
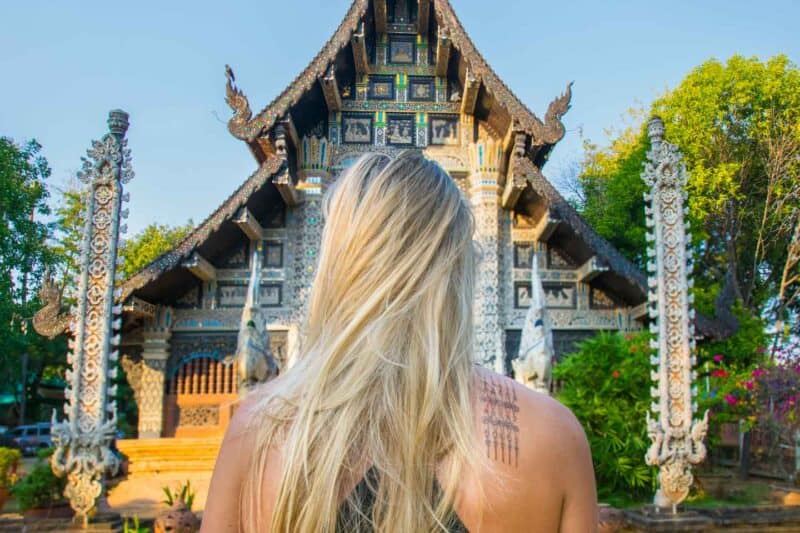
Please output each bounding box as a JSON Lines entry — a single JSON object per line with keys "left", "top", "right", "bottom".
{"left": 724, "top": 395, "right": 738, "bottom": 406}
{"left": 612, "top": 370, "right": 621, "bottom": 379}
{"left": 752, "top": 368, "right": 766, "bottom": 379}
{"left": 713, "top": 354, "right": 724, "bottom": 363}
{"left": 745, "top": 380, "right": 754, "bottom": 391}
{"left": 757, "top": 347, "right": 766, "bottom": 354}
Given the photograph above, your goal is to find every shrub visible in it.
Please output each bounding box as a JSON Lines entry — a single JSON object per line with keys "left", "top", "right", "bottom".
{"left": 123, "top": 516, "right": 150, "bottom": 533}
{"left": 0, "top": 447, "right": 21, "bottom": 489}
{"left": 554, "top": 331, "right": 656, "bottom": 505}
{"left": 10, "top": 448, "right": 66, "bottom": 512}
{"left": 162, "top": 480, "right": 195, "bottom": 511}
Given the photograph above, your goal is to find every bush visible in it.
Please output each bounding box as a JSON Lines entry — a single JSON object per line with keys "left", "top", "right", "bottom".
{"left": 162, "top": 480, "right": 195, "bottom": 511}
{"left": 0, "top": 447, "right": 21, "bottom": 489}
{"left": 554, "top": 331, "right": 656, "bottom": 505}
{"left": 11, "top": 447, "right": 66, "bottom": 512}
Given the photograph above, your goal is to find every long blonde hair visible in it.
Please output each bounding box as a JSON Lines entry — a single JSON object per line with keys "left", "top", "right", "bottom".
{"left": 241, "top": 151, "right": 479, "bottom": 532}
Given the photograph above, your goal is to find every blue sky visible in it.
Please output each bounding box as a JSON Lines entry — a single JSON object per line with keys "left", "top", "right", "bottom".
{"left": 1, "top": 0, "right": 797, "bottom": 235}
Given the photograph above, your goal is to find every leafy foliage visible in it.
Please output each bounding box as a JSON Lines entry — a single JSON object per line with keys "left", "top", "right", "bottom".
{"left": 578, "top": 55, "right": 800, "bottom": 334}
{"left": 580, "top": 127, "right": 651, "bottom": 269}
{"left": 118, "top": 222, "right": 193, "bottom": 280}
{"left": 554, "top": 332, "right": 656, "bottom": 504}
{"left": 51, "top": 181, "right": 88, "bottom": 297}
{"left": 123, "top": 516, "right": 150, "bottom": 533}
{"left": 10, "top": 448, "right": 66, "bottom": 512}
{"left": 0, "top": 137, "right": 66, "bottom": 420}
{"left": 0, "top": 447, "right": 21, "bottom": 489}
{"left": 162, "top": 480, "right": 196, "bottom": 511}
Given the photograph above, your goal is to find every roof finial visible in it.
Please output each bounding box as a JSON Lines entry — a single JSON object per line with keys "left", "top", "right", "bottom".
{"left": 225, "top": 64, "right": 253, "bottom": 139}
{"left": 648, "top": 115, "right": 665, "bottom": 151}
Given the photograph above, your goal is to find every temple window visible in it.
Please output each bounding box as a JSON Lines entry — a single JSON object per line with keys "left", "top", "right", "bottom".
{"left": 263, "top": 241, "right": 284, "bottom": 268}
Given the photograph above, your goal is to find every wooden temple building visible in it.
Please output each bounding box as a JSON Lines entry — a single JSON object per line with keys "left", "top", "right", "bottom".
{"left": 117, "top": 0, "right": 689, "bottom": 441}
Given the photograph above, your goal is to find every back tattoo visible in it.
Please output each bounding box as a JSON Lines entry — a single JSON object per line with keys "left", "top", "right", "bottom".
{"left": 480, "top": 376, "right": 520, "bottom": 467}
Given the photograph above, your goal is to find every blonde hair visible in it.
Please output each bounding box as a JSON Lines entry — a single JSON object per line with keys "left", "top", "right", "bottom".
{"left": 241, "top": 151, "right": 479, "bottom": 532}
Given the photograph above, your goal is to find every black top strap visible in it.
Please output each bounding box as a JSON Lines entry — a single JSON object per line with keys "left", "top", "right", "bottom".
{"left": 335, "top": 467, "right": 468, "bottom": 532}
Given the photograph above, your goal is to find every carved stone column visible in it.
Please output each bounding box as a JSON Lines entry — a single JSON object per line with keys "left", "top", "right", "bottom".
{"left": 643, "top": 116, "right": 708, "bottom": 509}
{"left": 49, "top": 110, "right": 132, "bottom": 524}
{"left": 469, "top": 140, "right": 505, "bottom": 371}
{"left": 138, "top": 307, "right": 173, "bottom": 439}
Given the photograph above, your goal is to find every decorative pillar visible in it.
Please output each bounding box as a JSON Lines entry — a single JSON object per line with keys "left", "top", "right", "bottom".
{"left": 415, "top": 113, "right": 428, "bottom": 147}
{"left": 375, "top": 111, "right": 387, "bottom": 147}
{"left": 138, "top": 306, "right": 173, "bottom": 439}
{"left": 469, "top": 140, "right": 505, "bottom": 371}
{"left": 396, "top": 73, "right": 408, "bottom": 102}
{"left": 50, "top": 110, "right": 132, "bottom": 524}
{"left": 643, "top": 116, "right": 708, "bottom": 509}
{"left": 416, "top": 35, "right": 429, "bottom": 66}
{"left": 289, "top": 136, "right": 332, "bottom": 362}
{"left": 329, "top": 112, "right": 342, "bottom": 146}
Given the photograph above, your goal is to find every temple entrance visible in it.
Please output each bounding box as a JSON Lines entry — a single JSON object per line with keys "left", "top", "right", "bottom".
{"left": 163, "top": 355, "right": 239, "bottom": 438}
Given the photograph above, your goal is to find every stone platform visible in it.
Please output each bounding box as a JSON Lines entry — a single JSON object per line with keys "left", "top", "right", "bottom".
{"left": 0, "top": 513, "right": 123, "bottom": 532}
{"left": 108, "top": 437, "right": 221, "bottom": 520}
{"left": 622, "top": 504, "right": 800, "bottom": 532}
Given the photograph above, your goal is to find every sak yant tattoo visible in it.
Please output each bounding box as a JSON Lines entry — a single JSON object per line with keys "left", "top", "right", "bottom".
{"left": 481, "top": 376, "right": 520, "bottom": 466}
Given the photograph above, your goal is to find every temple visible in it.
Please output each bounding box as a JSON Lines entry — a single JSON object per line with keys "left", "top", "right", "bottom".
{"left": 117, "top": 0, "right": 693, "bottom": 440}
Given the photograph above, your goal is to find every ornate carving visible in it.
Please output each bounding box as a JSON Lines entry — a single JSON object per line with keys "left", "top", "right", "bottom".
{"left": 236, "top": 244, "right": 278, "bottom": 395}
{"left": 341, "top": 100, "right": 460, "bottom": 113}
{"left": 298, "top": 135, "right": 332, "bottom": 179}
{"left": 225, "top": 65, "right": 253, "bottom": 140}
{"left": 513, "top": 253, "right": 554, "bottom": 394}
{"left": 642, "top": 116, "right": 708, "bottom": 508}
{"left": 50, "top": 110, "right": 132, "bottom": 524}
{"left": 121, "top": 353, "right": 144, "bottom": 402}
{"left": 178, "top": 406, "right": 220, "bottom": 427}
{"left": 469, "top": 148, "right": 504, "bottom": 371}
{"left": 32, "top": 273, "right": 71, "bottom": 339}
{"left": 138, "top": 357, "right": 167, "bottom": 437}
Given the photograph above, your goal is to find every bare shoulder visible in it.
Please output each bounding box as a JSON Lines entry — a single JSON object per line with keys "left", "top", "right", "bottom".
{"left": 224, "top": 387, "right": 267, "bottom": 444}
{"left": 200, "top": 383, "right": 278, "bottom": 532}
{"left": 463, "top": 367, "right": 596, "bottom": 531}
{"left": 473, "top": 365, "right": 587, "bottom": 464}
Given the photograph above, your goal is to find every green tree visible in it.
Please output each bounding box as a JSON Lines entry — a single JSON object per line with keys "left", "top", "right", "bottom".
{"left": 118, "top": 222, "right": 193, "bottom": 280}
{"left": 579, "top": 55, "right": 800, "bottom": 337}
{"left": 51, "top": 181, "right": 87, "bottom": 293}
{"left": 0, "top": 137, "right": 66, "bottom": 422}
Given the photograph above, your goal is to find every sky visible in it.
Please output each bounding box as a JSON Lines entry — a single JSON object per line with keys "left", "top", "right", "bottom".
{"left": 1, "top": 0, "right": 798, "bottom": 235}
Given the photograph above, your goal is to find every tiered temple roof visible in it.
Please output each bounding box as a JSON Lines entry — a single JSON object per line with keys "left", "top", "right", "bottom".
{"left": 120, "top": 0, "right": 728, "bottom": 339}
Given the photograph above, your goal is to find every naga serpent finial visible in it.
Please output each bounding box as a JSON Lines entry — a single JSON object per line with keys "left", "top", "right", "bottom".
{"left": 32, "top": 271, "right": 71, "bottom": 339}
{"left": 225, "top": 64, "right": 253, "bottom": 139}
{"left": 530, "top": 81, "right": 574, "bottom": 146}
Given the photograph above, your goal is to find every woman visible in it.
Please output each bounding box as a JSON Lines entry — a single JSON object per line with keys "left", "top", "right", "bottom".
{"left": 201, "top": 152, "right": 597, "bottom": 532}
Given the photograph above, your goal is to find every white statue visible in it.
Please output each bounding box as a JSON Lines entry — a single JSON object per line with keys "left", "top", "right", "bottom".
{"left": 513, "top": 251, "right": 554, "bottom": 394}
{"left": 236, "top": 243, "right": 278, "bottom": 396}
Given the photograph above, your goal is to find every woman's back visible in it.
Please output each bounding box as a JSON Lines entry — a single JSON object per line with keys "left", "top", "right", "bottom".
{"left": 200, "top": 152, "right": 596, "bottom": 532}
{"left": 202, "top": 366, "right": 597, "bottom": 532}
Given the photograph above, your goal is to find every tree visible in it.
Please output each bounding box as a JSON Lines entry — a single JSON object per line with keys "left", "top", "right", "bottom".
{"left": 118, "top": 222, "right": 193, "bottom": 280}
{"left": 51, "top": 180, "right": 87, "bottom": 302}
{"left": 0, "top": 137, "right": 65, "bottom": 421}
{"left": 579, "top": 55, "right": 800, "bottom": 338}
